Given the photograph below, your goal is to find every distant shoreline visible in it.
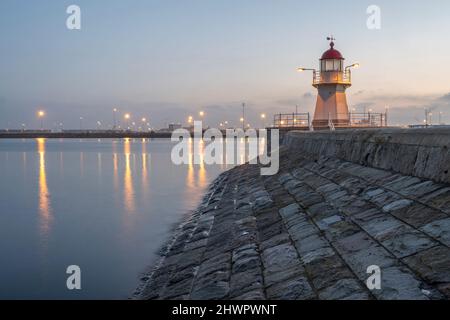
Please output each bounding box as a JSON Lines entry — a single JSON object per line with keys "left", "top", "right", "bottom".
{"left": 0, "top": 131, "right": 175, "bottom": 139}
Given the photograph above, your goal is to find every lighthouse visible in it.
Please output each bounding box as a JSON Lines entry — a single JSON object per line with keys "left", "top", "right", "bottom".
{"left": 299, "top": 37, "right": 359, "bottom": 128}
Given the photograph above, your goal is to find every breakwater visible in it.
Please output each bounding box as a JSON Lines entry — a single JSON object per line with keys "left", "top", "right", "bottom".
{"left": 135, "top": 128, "right": 450, "bottom": 300}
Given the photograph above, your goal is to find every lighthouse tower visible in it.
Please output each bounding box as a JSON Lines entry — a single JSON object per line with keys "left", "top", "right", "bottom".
{"left": 311, "top": 38, "right": 354, "bottom": 128}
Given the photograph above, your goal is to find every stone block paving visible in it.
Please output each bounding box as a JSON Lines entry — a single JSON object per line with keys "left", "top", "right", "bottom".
{"left": 135, "top": 149, "right": 450, "bottom": 300}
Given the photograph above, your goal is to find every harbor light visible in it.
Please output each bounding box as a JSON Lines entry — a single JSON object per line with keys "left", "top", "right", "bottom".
{"left": 297, "top": 68, "right": 316, "bottom": 73}
{"left": 37, "top": 110, "right": 45, "bottom": 130}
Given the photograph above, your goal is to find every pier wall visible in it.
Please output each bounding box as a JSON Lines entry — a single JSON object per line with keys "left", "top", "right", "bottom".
{"left": 136, "top": 127, "right": 450, "bottom": 301}
{"left": 284, "top": 128, "right": 450, "bottom": 184}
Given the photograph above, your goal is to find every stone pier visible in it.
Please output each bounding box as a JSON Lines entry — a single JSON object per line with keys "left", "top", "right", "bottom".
{"left": 135, "top": 128, "right": 450, "bottom": 300}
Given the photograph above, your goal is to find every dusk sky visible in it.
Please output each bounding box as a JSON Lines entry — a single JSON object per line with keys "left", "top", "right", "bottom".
{"left": 1, "top": 0, "right": 450, "bottom": 128}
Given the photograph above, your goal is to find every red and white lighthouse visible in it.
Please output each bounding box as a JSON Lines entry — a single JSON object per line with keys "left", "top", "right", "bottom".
{"left": 299, "top": 37, "right": 359, "bottom": 128}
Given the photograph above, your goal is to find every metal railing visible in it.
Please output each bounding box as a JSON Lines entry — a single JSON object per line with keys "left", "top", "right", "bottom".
{"left": 273, "top": 112, "right": 387, "bottom": 129}
{"left": 347, "top": 112, "right": 387, "bottom": 127}
{"left": 273, "top": 113, "right": 311, "bottom": 128}
{"left": 313, "top": 69, "right": 352, "bottom": 86}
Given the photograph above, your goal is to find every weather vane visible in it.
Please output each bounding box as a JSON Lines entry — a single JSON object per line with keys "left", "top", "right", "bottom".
{"left": 327, "top": 35, "right": 335, "bottom": 48}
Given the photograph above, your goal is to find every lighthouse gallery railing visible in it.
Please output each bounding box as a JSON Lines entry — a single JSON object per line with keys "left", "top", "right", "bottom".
{"left": 313, "top": 70, "right": 352, "bottom": 85}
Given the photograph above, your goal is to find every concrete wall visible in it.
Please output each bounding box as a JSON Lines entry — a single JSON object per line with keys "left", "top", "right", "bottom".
{"left": 284, "top": 128, "right": 450, "bottom": 184}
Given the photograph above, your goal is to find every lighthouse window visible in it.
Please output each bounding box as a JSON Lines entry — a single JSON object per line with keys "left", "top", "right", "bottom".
{"left": 325, "top": 60, "right": 334, "bottom": 71}
{"left": 322, "top": 59, "right": 342, "bottom": 71}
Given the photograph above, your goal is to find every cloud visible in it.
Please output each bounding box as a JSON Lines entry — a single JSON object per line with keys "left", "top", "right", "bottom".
{"left": 303, "top": 92, "right": 314, "bottom": 99}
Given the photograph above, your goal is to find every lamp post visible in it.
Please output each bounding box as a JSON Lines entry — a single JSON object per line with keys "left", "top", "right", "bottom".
{"left": 37, "top": 110, "right": 45, "bottom": 130}
{"left": 242, "top": 103, "right": 246, "bottom": 130}
{"left": 345, "top": 63, "right": 360, "bottom": 72}
{"left": 261, "top": 113, "right": 266, "bottom": 129}
{"left": 124, "top": 114, "right": 130, "bottom": 130}
{"left": 385, "top": 106, "right": 389, "bottom": 127}
{"left": 297, "top": 68, "right": 316, "bottom": 72}
{"left": 79, "top": 117, "right": 84, "bottom": 130}
{"left": 113, "top": 108, "right": 118, "bottom": 129}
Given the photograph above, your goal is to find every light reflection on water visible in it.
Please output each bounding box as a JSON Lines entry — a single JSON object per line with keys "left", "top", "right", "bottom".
{"left": 37, "top": 138, "right": 52, "bottom": 242}
{"left": 0, "top": 138, "right": 229, "bottom": 299}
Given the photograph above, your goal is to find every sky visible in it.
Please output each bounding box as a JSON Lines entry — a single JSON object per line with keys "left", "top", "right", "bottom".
{"left": 1, "top": 0, "right": 450, "bottom": 129}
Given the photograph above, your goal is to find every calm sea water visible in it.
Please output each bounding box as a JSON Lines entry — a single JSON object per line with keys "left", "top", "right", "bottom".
{"left": 0, "top": 138, "right": 228, "bottom": 299}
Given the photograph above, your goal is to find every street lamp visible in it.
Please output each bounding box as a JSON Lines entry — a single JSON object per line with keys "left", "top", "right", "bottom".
{"left": 113, "top": 108, "right": 118, "bottom": 129}
{"left": 37, "top": 110, "right": 45, "bottom": 130}
{"left": 345, "top": 63, "right": 360, "bottom": 71}
{"left": 261, "top": 113, "right": 266, "bottom": 129}
{"left": 124, "top": 113, "right": 131, "bottom": 130}
{"left": 297, "top": 68, "right": 316, "bottom": 72}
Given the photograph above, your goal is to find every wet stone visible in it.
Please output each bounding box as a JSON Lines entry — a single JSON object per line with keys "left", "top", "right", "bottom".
{"left": 373, "top": 266, "right": 428, "bottom": 300}
{"left": 287, "top": 219, "right": 318, "bottom": 241}
{"left": 262, "top": 243, "right": 301, "bottom": 274}
{"left": 399, "top": 181, "right": 443, "bottom": 198}
{"left": 324, "top": 220, "right": 362, "bottom": 242}
{"left": 301, "top": 247, "right": 336, "bottom": 264}
{"left": 391, "top": 204, "right": 448, "bottom": 229}
{"left": 196, "top": 253, "right": 231, "bottom": 278}
{"left": 191, "top": 280, "right": 230, "bottom": 300}
{"left": 279, "top": 204, "right": 300, "bottom": 220}
{"left": 310, "top": 258, "right": 356, "bottom": 291}
{"left": 294, "top": 234, "right": 329, "bottom": 256}
{"left": 371, "top": 192, "right": 403, "bottom": 208}
{"left": 232, "top": 290, "right": 266, "bottom": 300}
{"left": 334, "top": 232, "right": 396, "bottom": 278}
{"left": 420, "top": 218, "right": 450, "bottom": 246}
{"left": 385, "top": 176, "right": 422, "bottom": 191}
{"left": 316, "top": 215, "right": 343, "bottom": 231}
{"left": 319, "top": 279, "right": 370, "bottom": 300}
{"left": 379, "top": 228, "right": 436, "bottom": 258}
{"left": 402, "top": 246, "right": 450, "bottom": 284}
{"left": 230, "top": 270, "right": 264, "bottom": 298}
{"left": 160, "top": 278, "right": 193, "bottom": 300}
{"left": 266, "top": 276, "right": 315, "bottom": 300}
{"left": 382, "top": 199, "right": 413, "bottom": 212}
{"left": 260, "top": 233, "right": 291, "bottom": 251}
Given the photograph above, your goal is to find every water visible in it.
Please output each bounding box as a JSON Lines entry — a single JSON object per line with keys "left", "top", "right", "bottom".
{"left": 0, "top": 138, "right": 228, "bottom": 299}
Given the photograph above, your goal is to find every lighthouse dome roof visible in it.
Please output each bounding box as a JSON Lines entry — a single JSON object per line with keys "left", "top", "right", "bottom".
{"left": 321, "top": 42, "right": 344, "bottom": 60}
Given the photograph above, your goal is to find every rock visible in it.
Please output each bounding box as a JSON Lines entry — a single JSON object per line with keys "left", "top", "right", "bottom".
{"left": 266, "top": 276, "right": 315, "bottom": 300}
{"left": 382, "top": 199, "right": 413, "bottom": 212}
{"left": 262, "top": 243, "right": 301, "bottom": 274}
{"left": 373, "top": 266, "right": 428, "bottom": 300}
{"left": 319, "top": 279, "right": 370, "bottom": 300}
{"left": 421, "top": 218, "right": 450, "bottom": 246}
{"left": 191, "top": 280, "right": 230, "bottom": 300}
{"left": 402, "top": 246, "right": 450, "bottom": 284}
